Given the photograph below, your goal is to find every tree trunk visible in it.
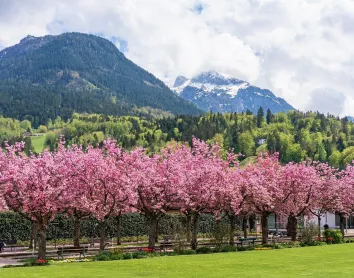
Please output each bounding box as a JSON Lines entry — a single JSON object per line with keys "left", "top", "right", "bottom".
{"left": 186, "top": 214, "right": 191, "bottom": 243}
{"left": 147, "top": 214, "right": 158, "bottom": 249}
{"left": 155, "top": 220, "right": 159, "bottom": 243}
{"left": 261, "top": 213, "right": 269, "bottom": 244}
{"left": 288, "top": 215, "right": 297, "bottom": 241}
{"left": 191, "top": 212, "right": 199, "bottom": 250}
{"left": 29, "top": 221, "right": 38, "bottom": 249}
{"left": 243, "top": 217, "right": 248, "bottom": 238}
{"left": 339, "top": 213, "right": 345, "bottom": 238}
{"left": 115, "top": 215, "right": 122, "bottom": 245}
{"left": 229, "top": 214, "right": 236, "bottom": 245}
{"left": 317, "top": 215, "right": 321, "bottom": 238}
{"left": 99, "top": 221, "right": 106, "bottom": 251}
{"left": 38, "top": 225, "right": 47, "bottom": 259}
{"left": 286, "top": 218, "right": 291, "bottom": 236}
{"left": 73, "top": 217, "right": 81, "bottom": 248}
{"left": 249, "top": 215, "right": 255, "bottom": 231}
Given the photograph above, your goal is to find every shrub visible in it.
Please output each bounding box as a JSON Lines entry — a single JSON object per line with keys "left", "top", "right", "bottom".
{"left": 220, "top": 245, "right": 237, "bottom": 252}
{"left": 237, "top": 245, "right": 255, "bottom": 251}
{"left": 283, "top": 241, "right": 301, "bottom": 248}
{"left": 273, "top": 244, "right": 283, "bottom": 249}
{"left": 122, "top": 253, "right": 132, "bottom": 260}
{"left": 300, "top": 222, "right": 319, "bottom": 246}
{"left": 246, "top": 245, "right": 255, "bottom": 251}
{"left": 93, "top": 251, "right": 111, "bottom": 261}
{"left": 261, "top": 244, "right": 275, "bottom": 248}
{"left": 110, "top": 254, "right": 123, "bottom": 260}
{"left": 212, "top": 221, "right": 229, "bottom": 248}
{"left": 23, "top": 258, "right": 49, "bottom": 267}
{"left": 179, "top": 249, "right": 196, "bottom": 255}
{"left": 323, "top": 229, "right": 343, "bottom": 244}
{"left": 132, "top": 251, "right": 147, "bottom": 259}
{"left": 300, "top": 241, "right": 325, "bottom": 247}
{"left": 196, "top": 247, "right": 212, "bottom": 254}
{"left": 110, "top": 248, "right": 124, "bottom": 255}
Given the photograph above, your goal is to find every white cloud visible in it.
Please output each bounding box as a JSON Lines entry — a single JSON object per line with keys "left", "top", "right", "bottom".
{"left": 0, "top": 0, "right": 354, "bottom": 116}
{"left": 306, "top": 88, "right": 346, "bottom": 116}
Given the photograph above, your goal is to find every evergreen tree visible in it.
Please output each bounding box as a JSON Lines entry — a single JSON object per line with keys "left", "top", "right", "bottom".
{"left": 337, "top": 136, "right": 345, "bottom": 152}
{"left": 246, "top": 109, "right": 253, "bottom": 115}
{"left": 266, "top": 108, "right": 273, "bottom": 125}
{"left": 257, "top": 106, "right": 265, "bottom": 128}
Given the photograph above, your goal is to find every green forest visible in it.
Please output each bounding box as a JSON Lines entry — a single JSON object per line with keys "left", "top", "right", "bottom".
{"left": 1, "top": 107, "right": 354, "bottom": 169}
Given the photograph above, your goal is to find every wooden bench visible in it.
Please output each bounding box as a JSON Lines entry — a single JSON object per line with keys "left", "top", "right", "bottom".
{"left": 237, "top": 237, "right": 257, "bottom": 246}
{"left": 1, "top": 239, "right": 22, "bottom": 252}
{"left": 57, "top": 246, "right": 89, "bottom": 260}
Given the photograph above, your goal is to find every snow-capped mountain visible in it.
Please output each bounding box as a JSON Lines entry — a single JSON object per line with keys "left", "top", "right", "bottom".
{"left": 171, "top": 71, "right": 295, "bottom": 114}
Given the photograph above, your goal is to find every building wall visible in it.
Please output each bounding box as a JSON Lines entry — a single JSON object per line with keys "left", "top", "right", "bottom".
{"left": 267, "top": 213, "right": 338, "bottom": 231}
{"left": 306, "top": 213, "right": 336, "bottom": 229}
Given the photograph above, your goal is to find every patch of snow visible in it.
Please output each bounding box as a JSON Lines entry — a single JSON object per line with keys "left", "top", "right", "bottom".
{"left": 273, "top": 99, "right": 281, "bottom": 105}
{"left": 175, "top": 80, "right": 249, "bottom": 98}
{"left": 173, "top": 79, "right": 191, "bottom": 94}
{"left": 144, "top": 80, "right": 161, "bottom": 88}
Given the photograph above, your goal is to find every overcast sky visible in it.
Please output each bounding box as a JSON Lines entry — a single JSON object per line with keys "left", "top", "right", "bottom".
{"left": 0, "top": 0, "right": 354, "bottom": 116}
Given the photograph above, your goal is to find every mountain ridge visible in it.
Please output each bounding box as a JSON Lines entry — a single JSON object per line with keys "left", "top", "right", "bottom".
{"left": 171, "top": 71, "right": 294, "bottom": 114}
{"left": 0, "top": 32, "right": 201, "bottom": 126}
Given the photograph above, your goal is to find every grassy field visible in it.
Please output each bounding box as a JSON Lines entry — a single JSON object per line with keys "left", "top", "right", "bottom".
{"left": 2, "top": 244, "right": 354, "bottom": 277}
{"left": 31, "top": 136, "right": 46, "bottom": 153}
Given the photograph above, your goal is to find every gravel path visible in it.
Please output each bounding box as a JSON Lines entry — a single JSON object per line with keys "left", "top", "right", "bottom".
{"left": 0, "top": 258, "right": 24, "bottom": 267}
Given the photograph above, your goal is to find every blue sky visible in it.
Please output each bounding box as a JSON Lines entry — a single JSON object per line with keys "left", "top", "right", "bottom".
{"left": 0, "top": 0, "right": 354, "bottom": 116}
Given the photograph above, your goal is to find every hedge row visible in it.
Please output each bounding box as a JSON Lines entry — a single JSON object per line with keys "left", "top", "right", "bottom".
{"left": 0, "top": 212, "right": 222, "bottom": 241}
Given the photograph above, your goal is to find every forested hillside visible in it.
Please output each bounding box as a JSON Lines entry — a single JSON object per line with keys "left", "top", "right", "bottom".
{"left": 1, "top": 108, "right": 353, "bottom": 169}
{"left": 0, "top": 33, "right": 200, "bottom": 126}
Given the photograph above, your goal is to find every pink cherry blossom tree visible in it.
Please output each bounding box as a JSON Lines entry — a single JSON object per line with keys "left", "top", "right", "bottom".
{"left": 59, "top": 144, "right": 94, "bottom": 248}
{"left": 82, "top": 140, "right": 137, "bottom": 250}
{"left": 276, "top": 162, "right": 321, "bottom": 241}
{"left": 240, "top": 153, "right": 281, "bottom": 244}
{"left": 0, "top": 142, "right": 24, "bottom": 211}
{"left": 214, "top": 160, "right": 243, "bottom": 245}
{"left": 4, "top": 145, "right": 74, "bottom": 258}
{"left": 310, "top": 163, "right": 343, "bottom": 236}
{"left": 178, "top": 138, "right": 232, "bottom": 249}
{"left": 337, "top": 164, "right": 354, "bottom": 237}
{"left": 129, "top": 143, "right": 186, "bottom": 249}
{"left": 231, "top": 167, "right": 257, "bottom": 240}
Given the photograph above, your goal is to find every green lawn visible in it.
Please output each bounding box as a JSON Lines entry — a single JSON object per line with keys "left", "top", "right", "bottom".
{"left": 31, "top": 136, "right": 46, "bottom": 153}
{"left": 2, "top": 244, "right": 354, "bottom": 277}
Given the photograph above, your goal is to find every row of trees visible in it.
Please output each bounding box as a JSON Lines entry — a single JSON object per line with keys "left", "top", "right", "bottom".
{"left": 1, "top": 108, "right": 354, "bottom": 167}
{"left": 1, "top": 138, "right": 354, "bottom": 259}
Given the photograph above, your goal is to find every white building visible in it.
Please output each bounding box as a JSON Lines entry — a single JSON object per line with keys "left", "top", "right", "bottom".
{"left": 257, "top": 138, "right": 267, "bottom": 145}
{"left": 267, "top": 212, "right": 353, "bottom": 232}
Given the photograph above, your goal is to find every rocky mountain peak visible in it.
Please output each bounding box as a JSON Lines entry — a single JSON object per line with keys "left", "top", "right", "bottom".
{"left": 171, "top": 70, "right": 294, "bottom": 114}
